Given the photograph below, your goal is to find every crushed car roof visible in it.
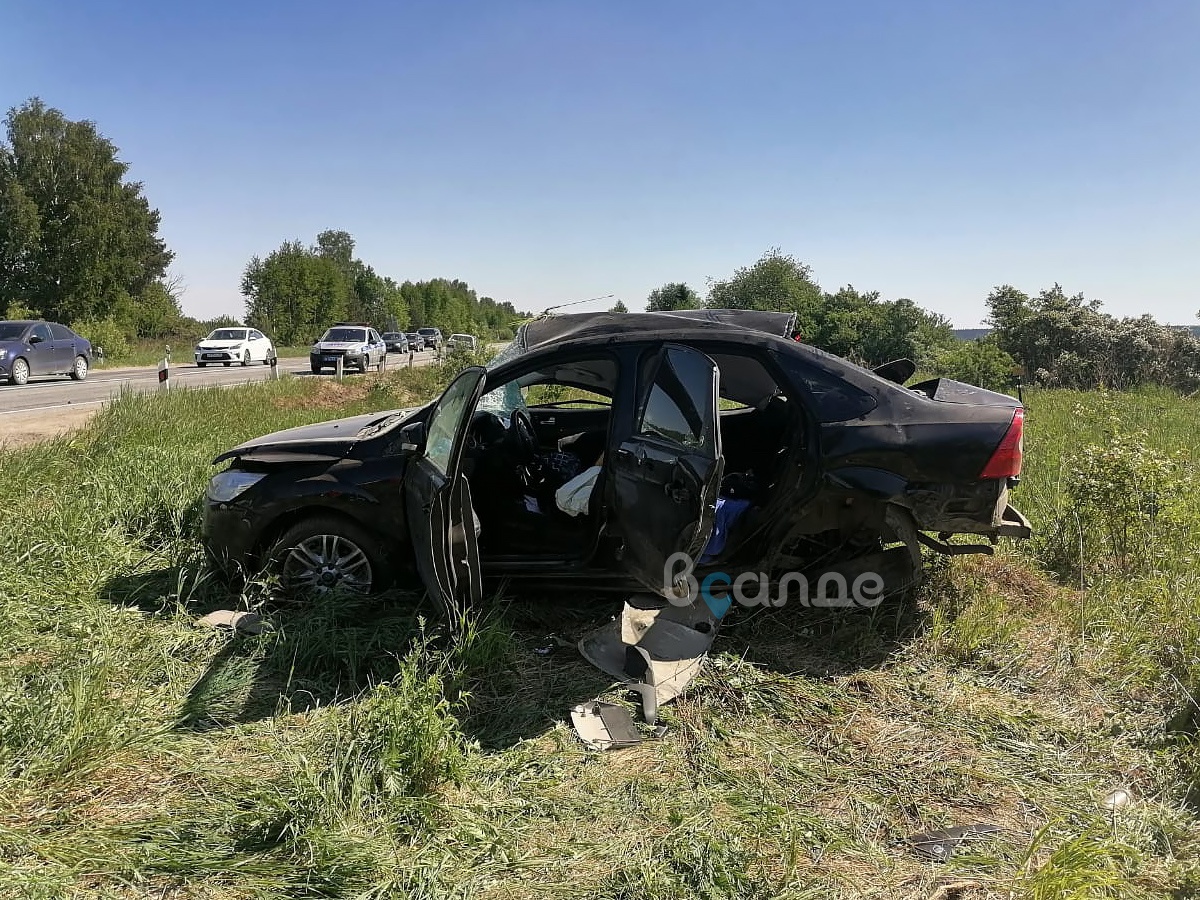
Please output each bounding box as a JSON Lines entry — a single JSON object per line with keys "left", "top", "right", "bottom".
{"left": 512, "top": 309, "right": 797, "bottom": 355}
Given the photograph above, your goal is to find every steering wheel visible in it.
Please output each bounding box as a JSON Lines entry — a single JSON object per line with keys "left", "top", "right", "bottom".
{"left": 510, "top": 408, "right": 538, "bottom": 458}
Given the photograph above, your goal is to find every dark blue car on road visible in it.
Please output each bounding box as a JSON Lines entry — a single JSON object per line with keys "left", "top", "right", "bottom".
{"left": 0, "top": 320, "right": 93, "bottom": 385}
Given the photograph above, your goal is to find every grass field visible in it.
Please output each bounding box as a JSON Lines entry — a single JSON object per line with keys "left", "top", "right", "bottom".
{"left": 1, "top": 370, "right": 1198, "bottom": 898}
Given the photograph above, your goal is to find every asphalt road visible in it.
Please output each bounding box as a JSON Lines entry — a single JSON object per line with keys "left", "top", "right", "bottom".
{"left": 0, "top": 351, "right": 438, "bottom": 416}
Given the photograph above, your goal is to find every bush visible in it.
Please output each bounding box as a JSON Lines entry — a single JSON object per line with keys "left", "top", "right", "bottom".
{"left": 931, "top": 337, "right": 1018, "bottom": 392}
{"left": 70, "top": 317, "right": 128, "bottom": 360}
{"left": 1051, "top": 405, "right": 1192, "bottom": 574}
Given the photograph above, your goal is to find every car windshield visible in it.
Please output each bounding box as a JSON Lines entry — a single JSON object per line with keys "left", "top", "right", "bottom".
{"left": 382, "top": 332, "right": 402, "bottom": 339}
{"left": 418, "top": 328, "right": 436, "bottom": 335}
{"left": 0, "top": 323, "right": 29, "bottom": 341}
{"left": 322, "top": 328, "right": 367, "bottom": 342}
{"left": 208, "top": 328, "right": 248, "bottom": 341}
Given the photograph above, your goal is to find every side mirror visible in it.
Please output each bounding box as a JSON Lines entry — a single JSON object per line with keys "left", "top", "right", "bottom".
{"left": 29, "top": 334, "right": 44, "bottom": 344}
{"left": 398, "top": 420, "right": 427, "bottom": 453}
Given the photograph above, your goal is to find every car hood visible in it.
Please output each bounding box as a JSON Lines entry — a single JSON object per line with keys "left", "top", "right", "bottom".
{"left": 315, "top": 342, "right": 366, "bottom": 351}
{"left": 213, "top": 406, "right": 424, "bottom": 464}
{"left": 197, "top": 339, "right": 244, "bottom": 349}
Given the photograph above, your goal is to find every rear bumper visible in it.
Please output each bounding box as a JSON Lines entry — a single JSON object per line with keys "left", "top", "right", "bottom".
{"left": 906, "top": 479, "right": 1032, "bottom": 539}
{"left": 995, "top": 503, "right": 1032, "bottom": 539}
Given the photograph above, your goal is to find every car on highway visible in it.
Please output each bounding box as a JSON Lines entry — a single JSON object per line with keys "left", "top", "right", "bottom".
{"left": 416, "top": 327, "right": 443, "bottom": 350}
{"left": 445, "top": 333, "right": 479, "bottom": 354}
{"left": 204, "top": 309, "right": 1031, "bottom": 611}
{"left": 310, "top": 324, "right": 387, "bottom": 374}
{"left": 382, "top": 332, "right": 410, "bottom": 354}
{"left": 195, "top": 327, "right": 276, "bottom": 367}
{"left": 0, "top": 320, "right": 92, "bottom": 385}
{"left": 406, "top": 333, "right": 424, "bottom": 352}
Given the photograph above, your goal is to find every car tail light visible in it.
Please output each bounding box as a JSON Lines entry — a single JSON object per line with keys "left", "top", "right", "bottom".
{"left": 980, "top": 407, "right": 1024, "bottom": 479}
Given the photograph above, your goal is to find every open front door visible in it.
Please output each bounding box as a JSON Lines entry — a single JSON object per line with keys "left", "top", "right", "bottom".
{"left": 405, "top": 367, "right": 486, "bottom": 614}
{"left": 607, "top": 344, "right": 723, "bottom": 600}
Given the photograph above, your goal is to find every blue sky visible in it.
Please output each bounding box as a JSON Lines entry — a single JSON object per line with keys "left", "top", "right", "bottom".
{"left": 3, "top": 0, "right": 1198, "bottom": 325}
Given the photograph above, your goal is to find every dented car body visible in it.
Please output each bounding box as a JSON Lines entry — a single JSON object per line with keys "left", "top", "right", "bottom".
{"left": 203, "top": 309, "right": 1030, "bottom": 609}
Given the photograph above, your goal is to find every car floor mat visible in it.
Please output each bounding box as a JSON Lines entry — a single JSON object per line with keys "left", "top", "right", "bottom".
{"left": 577, "top": 594, "right": 721, "bottom": 706}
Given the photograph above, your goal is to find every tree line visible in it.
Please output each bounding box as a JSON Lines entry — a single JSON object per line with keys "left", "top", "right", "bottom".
{"left": 242, "top": 232, "right": 526, "bottom": 345}
{"left": 639, "top": 249, "right": 1200, "bottom": 393}
{"left": 4, "top": 98, "right": 1196, "bottom": 388}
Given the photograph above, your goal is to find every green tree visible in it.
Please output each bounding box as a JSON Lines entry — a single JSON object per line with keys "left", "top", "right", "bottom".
{"left": 0, "top": 98, "right": 172, "bottom": 325}
{"left": 646, "top": 282, "right": 700, "bottom": 311}
{"left": 609, "top": 300, "right": 629, "bottom": 313}
{"left": 242, "top": 241, "right": 350, "bottom": 344}
{"left": 706, "top": 248, "right": 824, "bottom": 332}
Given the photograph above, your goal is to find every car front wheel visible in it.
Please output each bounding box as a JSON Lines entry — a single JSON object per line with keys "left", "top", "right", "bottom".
{"left": 70, "top": 355, "right": 88, "bottom": 381}
{"left": 267, "top": 516, "right": 388, "bottom": 597}
{"left": 241, "top": 351, "right": 250, "bottom": 367}
{"left": 10, "top": 357, "right": 29, "bottom": 385}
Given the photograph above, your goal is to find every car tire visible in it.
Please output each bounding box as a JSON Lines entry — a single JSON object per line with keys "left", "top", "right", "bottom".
{"left": 197, "top": 362, "right": 207, "bottom": 368}
{"left": 70, "top": 355, "right": 88, "bottom": 381}
{"left": 241, "top": 351, "right": 250, "bottom": 367}
{"left": 310, "top": 365, "right": 321, "bottom": 374}
{"left": 223, "top": 362, "right": 232, "bottom": 367}
{"left": 266, "top": 515, "right": 390, "bottom": 597}
{"left": 10, "top": 357, "right": 29, "bottom": 386}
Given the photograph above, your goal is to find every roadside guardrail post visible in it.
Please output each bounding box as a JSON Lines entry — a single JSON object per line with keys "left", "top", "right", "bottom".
{"left": 270, "top": 354, "right": 279, "bottom": 379}
{"left": 158, "top": 357, "right": 169, "bottom": 391}
{"left": 335, "top": 355, "right": 343, "bottom": 381}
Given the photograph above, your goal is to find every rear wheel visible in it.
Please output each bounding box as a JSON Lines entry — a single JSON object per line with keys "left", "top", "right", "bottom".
{"left": 70, "top": 355, "right": 88, "bottom": 381}
{"left": 10, "top": 358, "right": 29, "bottom": 385}
{"left": 266, "top": 515, "right": 389, "bottom": 597}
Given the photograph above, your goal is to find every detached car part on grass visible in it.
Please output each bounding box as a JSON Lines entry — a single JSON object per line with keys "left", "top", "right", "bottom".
{"left": 202, "top": 309, "right": 1031, "bottom": 609}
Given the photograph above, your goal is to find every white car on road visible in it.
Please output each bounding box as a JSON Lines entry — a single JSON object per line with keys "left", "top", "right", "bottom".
{"left": 195, "top": 328, "right": 276, "bottom": 367}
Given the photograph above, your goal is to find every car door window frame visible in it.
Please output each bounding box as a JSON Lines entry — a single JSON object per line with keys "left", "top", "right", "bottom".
{"left": 634, "top": 345, "right": 721, "bottom": 456}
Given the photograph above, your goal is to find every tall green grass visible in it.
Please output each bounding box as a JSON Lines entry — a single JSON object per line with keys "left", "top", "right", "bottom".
{"left": 1, "top": 376, "right": 1198, "bottom": 897}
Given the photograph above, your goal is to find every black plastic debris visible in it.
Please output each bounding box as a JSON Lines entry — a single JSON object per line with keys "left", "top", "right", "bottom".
{"left": 905, "top": 824, "right": 1001, "bottom": 861}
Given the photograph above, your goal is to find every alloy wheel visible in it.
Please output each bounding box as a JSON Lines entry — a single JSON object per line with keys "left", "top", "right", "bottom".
{"left": 280, "top": 533, "right": 373, "bottom": 594}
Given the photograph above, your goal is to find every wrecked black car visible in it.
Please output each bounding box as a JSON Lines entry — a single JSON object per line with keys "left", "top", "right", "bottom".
{"left": 202, "top": 309, "right": 1030, "bottom": 609}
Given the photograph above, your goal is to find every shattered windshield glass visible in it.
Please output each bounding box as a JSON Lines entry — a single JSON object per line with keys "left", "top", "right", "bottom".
{"left": 478, "top": 340, "right": 526, "bottom": 416}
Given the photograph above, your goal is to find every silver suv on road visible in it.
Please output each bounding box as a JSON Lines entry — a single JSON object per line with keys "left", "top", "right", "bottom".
{"left": 309, "top": 324, "right": 387, "bottom": 374}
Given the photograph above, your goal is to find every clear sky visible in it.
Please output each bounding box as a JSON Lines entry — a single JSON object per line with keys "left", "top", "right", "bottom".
{"left": 3, "top": 0, "right": 1198, "bottom": 326}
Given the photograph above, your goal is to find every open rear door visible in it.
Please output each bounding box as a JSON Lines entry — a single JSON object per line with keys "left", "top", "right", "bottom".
{"left": 405, "top": 367, "right": 486, "bottom": 614}
{"left": 606, "top": 344, "right": 723, "bottom": 600}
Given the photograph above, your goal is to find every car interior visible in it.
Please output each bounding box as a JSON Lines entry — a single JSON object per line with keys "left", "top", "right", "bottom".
{"left": 460, "top": 349, "right": 804, "bottom": 565}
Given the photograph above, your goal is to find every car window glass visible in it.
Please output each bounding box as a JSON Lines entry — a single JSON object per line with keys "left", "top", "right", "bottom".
{"left": 250, "top": 330, "right": 263, "bottom": 340}
{"left": 425, "top": 371, "right": 482, "bottom": 476}
{"left": 0, "top": 323, "right": 27, "bottom": 340}
{"left": 638, "top": 347, "right": 716, "bottom": 450}
{"left": 369, "top": 330, "right": 380, "bottom": 342}
{"left": 771, "top": 350, "right": 878, "bottom": 422}
{"left": 479, "top": 357, "right": 616, "bottom": 415}
{"left": 50, "top": 323, "right": 74, "bottom": 340}
{"left": 30, "top": 324, "right": 52, "bottom": 343}
{"left": 324, "top": 328, "right": 367, "bottom": 342}
{"left": 210, "top": 329, "right": 248, "bottom": 341}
